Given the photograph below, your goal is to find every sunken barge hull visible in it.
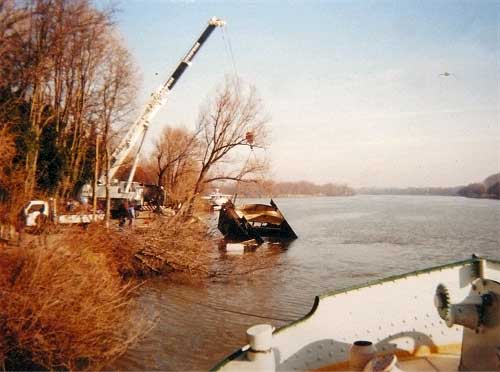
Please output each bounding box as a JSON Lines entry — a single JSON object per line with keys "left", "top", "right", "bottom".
{"left": 218, "top": 200, "right": 297, "bottom": 244}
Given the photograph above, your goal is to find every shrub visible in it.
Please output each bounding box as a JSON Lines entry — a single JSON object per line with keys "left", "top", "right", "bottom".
{"left": 0, "top": 243, "right": 145, "bottom": 370}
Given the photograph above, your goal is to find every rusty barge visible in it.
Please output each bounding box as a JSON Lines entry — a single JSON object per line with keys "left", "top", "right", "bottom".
{"left": 217, "top": 200, "right": 297, "bottom": 244}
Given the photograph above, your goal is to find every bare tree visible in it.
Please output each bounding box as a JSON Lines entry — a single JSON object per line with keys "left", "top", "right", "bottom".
{"left": 0, "top": 0, "right": 104, "bottom": 197}
{"left": 152, "top": 126, "right": 199, "bottom": 206}
{"left": 94, "top": 35, "right": 137, "bottom": 224}
{"left": 55, "top": 2, "right": 119, "bottom": 197}
{"left": 0, "top": 0, "right": 137, "bottom": 205}
{"left": 187, "top": 78, "right": 269, "bottom": 213}
{"left": 0, "top": 1, "right": 28, "bottom": 92}
{"left": 0, "top": 1, "right": 29, "bottom": 211}
{"left": 0, "top": 127, "right": 25, "bottom": 223}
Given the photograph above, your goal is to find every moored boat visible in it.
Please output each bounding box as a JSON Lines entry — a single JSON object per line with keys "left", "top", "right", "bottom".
{"left": 202, "top": 189, "right": 233, "bottom": 211}
{"left": 212, "top": 255, "right": 500, "bottom": 371}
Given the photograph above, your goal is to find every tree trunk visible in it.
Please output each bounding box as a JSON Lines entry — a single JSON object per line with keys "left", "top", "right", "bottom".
{"left": 24, "top": 146, "right": 39, "bottom": 198}
{"left": 186, "top": 168, "right": 207, "bottom": 216}
{"left": 105, "top": 146, "right": 111, "bottom": 229}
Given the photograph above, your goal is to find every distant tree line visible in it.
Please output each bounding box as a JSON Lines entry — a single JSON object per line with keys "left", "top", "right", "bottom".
{"left": 219, "top": 180, "right": 355, "bottom": 198}
{"left": 457, "top": 173, "right": 500, "bottom": 199}
{"left": 357, "top": 187, "right": 461, "bottom": 196}
{"left": 356, "top": 173, "right": 500, "bottom": 200}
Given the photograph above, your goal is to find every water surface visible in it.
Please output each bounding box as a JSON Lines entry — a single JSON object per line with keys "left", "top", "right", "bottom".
{"left": 115, "top": 195, "right": 499, "bottom": 370}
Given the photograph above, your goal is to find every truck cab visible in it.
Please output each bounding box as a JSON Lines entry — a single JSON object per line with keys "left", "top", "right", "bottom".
{"left": 23, "top": 200, "right": 49, "bottom": 227}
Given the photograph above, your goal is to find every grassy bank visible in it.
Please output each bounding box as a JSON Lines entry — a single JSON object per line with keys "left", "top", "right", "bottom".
{"left": 0, "top": 242, "right": 146, "bottom": 370}
{"left": 0, "top": 210, "right": 280, "bottom": 370}
{"left": 0, "top": 216, "right": 203, "bottom": 370}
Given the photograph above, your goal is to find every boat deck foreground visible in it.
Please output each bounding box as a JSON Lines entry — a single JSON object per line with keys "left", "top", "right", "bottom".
{"left": 314, "top": 350, "right": 460, "bottom": 371}
{"left": 398, "top": 353, "right": 460, "bottom": 372}
{"left": 213, "top": 256, "right": 500, "bottom": 371}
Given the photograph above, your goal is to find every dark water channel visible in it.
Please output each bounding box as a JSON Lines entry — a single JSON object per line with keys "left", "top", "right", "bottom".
{"left": 114, "top": 195, "right": 500, "bottom": 370}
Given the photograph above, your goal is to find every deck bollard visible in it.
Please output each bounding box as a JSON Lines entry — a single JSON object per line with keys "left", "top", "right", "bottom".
{"left": 246, "top": 324, "right": 275, "bottom": 370}
{"left": 247, "top": 324, "right": 273, "bottom": 351}
{"left": 363, "top": 354, "right": 401, "bottom": 372}
{"left": 349, "top": 340, "right": 376, "bottom": 371}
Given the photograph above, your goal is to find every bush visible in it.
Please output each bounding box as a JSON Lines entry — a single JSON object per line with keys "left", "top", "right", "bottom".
{"left": 133, "top": 216, "right": 214, "bottom": 280}
{"left": 67, "top": 225, "right": 143, "bottom": 278}
{"left": 0, "top": 243, "right": 145, "bottom": 370}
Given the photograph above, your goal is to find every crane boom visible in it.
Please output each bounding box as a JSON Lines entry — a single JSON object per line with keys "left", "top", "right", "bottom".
{"left": 107, "top": 17, "right": 225, "bottom": 187}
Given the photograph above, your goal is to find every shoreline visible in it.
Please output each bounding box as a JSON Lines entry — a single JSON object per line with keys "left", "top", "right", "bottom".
{"left": 0, "top": 213, "right": 216, "bottom": 370}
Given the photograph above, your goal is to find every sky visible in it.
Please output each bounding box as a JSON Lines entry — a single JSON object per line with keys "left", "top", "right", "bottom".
{"left": 112, "top": 0, "right": 499, "bottom": 188}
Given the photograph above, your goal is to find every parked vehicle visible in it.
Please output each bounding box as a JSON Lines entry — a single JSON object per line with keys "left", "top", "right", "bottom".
{"left": 22, "top": 199, "right": 103, "bottom": 229}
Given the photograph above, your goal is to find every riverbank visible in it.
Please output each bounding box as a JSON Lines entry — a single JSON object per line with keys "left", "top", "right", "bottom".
{"left": 0, "top": 211, "right": 218, "bottom": 370}
{"left": 1, "top": 201, "right": 292, "bottom": 370}
{"left": 0, "top": 232, "right": 147, "bottom": 370}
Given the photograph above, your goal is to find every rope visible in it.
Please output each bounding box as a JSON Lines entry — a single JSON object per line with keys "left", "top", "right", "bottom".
{"left": 164, "top": 290, "right": 295, "bottom": 322}
{"left": 233, "top": 147, "right": 255, "bottom": 203}
{"left": 221, "top": 26, "right": 239, "bottom": 79}
{"left": 224, "top": 25, "right": 239, "bottom": 78}
{"left": 220, "top": 27, "right": 231, "bottom": 71}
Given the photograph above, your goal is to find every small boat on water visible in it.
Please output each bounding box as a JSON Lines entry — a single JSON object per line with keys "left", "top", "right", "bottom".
{"left": 212, "top": 255, "right": 500, "bottom": 371}
{"left": 217, "top": 199, "right": 297, "bottom": 244}
{"left": 202, "top": 189, "right": 233, "bottom": 211}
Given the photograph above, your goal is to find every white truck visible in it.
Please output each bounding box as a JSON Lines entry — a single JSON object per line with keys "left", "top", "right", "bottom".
{"left": 22, "top": 199, "right": 104, "bottom": 228}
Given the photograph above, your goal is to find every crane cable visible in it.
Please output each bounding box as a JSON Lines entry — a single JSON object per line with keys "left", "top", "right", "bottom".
{"left": 220, "top": 25, "right": 239, "bottom": 79}
{"left": 220, "top": 26, "right": 271, "bottom": 199}
{"left": 233, "top": 147, "right": 256, "bottom": 204}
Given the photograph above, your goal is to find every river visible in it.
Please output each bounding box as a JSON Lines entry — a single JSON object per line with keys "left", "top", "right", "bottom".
{"left": 114, "top": 195, "right": 499, "bottom": 370}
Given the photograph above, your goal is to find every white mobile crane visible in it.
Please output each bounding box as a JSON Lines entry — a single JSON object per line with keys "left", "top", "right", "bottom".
{"left": 80, "top": 17, "right": 225, "bottom": 210}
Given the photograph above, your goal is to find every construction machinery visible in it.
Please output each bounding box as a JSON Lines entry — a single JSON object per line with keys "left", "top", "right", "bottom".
{"left": 80, "top": 17, "right": 225, "bottom": 210}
